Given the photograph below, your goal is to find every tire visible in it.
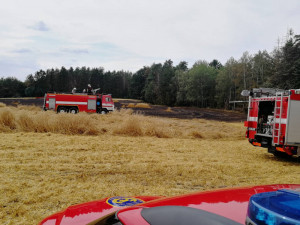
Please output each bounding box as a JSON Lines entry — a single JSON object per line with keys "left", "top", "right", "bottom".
{"left": 69, "top": 107, "right": 78, "bottom": 114}
{"left": 57, "top": 107, "right": 68, "bottom": 113}
{"left": 101, "top": 110, "right": 107, "bottom": 114}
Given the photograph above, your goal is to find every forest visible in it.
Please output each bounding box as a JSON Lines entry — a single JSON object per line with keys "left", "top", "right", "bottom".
{"left": 0, "top": 32, "right": 299, "bottom": 109}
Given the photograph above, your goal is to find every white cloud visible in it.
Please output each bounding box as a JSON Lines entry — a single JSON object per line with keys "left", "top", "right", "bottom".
{"left": 0, "top": 0, "right": 300, "bottom": 81}
{"left": 28, "top": 21, "right": 50, "bottom": 32}
{"left": 61, "top": 48, "right": 89, "bottom": 54}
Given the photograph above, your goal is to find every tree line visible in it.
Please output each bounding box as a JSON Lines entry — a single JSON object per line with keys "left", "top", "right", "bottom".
{"left": 1, "top": 31, "right": 299, "bottom": 109}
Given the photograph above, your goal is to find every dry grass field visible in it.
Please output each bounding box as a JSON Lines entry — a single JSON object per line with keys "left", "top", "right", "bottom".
{"left": 0, "top": 104, "right": 300, "bottom": 225}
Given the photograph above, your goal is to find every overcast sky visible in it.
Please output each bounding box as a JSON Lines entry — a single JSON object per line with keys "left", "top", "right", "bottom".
{"left": 0, "top": 0, "right": 299, "bottom": 81}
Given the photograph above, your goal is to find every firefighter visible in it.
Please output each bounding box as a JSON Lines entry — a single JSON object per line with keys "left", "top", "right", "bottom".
{"left": 87, "top": 84, "right": 92, "bottom": 94}
{"left": 72, "top": 87, "right": 76, "bottom": 94}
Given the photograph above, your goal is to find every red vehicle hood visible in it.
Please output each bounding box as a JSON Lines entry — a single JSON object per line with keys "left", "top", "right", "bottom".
{"left": 39, "top": 184, "right": 300, "bottom": 225}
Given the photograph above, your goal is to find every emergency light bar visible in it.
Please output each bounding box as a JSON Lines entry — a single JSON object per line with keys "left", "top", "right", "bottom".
{"left": 246, "top": 189, "right": 300, "bottom": 225}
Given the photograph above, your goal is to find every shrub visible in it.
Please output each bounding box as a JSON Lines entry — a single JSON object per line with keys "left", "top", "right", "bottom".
{"left": 0, "top": 109, "right": 16, "bottom": 130}
{"left": 113, "top": 116, "right": 143, "bottom": 136}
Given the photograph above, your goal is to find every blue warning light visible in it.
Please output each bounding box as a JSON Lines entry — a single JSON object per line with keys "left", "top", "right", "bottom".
{"left": 246, "top": 189, "right": 300, "bottom": 225}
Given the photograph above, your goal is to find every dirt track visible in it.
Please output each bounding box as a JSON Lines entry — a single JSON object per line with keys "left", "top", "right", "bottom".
{"left": 0, "top": 98, "right": 246, "bottom": 122}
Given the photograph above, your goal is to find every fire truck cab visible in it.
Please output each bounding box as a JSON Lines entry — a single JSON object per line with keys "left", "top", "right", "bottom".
{"left": 243, "top": 88, "right": 300, "bottom": 157}
{"left": 43, "top": 92, "right": 114, "bottom": 114}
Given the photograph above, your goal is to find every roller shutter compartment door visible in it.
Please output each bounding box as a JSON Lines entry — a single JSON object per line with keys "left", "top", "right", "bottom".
{"left": 88, "top": 99, "right": 96, "bottom": 110}
{"left": 285, "top": 100, "right": 300, "bottom": 145}
{"left": 49, "top": 98, "right": 56, "bottom": 109}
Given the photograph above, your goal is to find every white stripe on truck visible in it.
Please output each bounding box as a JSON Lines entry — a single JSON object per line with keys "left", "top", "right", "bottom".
{"left": 248, "top": 117, "right": 257, "bottom": 122}
{"left": 46, "top": 101, "right": 87, "bottom": 105}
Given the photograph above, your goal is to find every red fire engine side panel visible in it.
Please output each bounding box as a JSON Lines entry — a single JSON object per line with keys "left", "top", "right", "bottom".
{"left": 290, "top": 89, "right": 300, "bottom": 100}
{"left": 44, "top": 93, "right": 115, "bottom": 113}
{"left": 45, "top": 94, "right": 97, "bottom": 113}
{"left": 247, "top": 98, "right": 258, "bottom": 140}
{"left": 63, "top": 94, "right": 96, "bottom": 113}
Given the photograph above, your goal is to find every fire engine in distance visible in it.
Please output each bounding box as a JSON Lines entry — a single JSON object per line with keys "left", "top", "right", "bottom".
{"left": 43, "top": 92, "right": 114, "bottom": 114}
{"left": 243, "top": 88, "right": 300, "bottom": 157}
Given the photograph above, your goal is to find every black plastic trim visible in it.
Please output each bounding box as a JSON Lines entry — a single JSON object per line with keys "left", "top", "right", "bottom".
{"left": 141, "top": 206, "right": 242, "bottom": 225}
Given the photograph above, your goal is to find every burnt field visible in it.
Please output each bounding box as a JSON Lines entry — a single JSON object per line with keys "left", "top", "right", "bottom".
{"left": 0, "top": 98, "right": 246, "bottom": 122}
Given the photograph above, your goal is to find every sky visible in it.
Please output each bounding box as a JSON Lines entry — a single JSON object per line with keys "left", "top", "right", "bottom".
{"left": 0, "top": 0, "right": 299, "bottom": 81}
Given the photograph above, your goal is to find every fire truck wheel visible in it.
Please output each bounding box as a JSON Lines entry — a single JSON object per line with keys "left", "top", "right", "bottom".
{"left": 57, "top": 107, "right": 68, "bottom": 113}
{"left": 101, "top": 110, "right": 107, "bottom": 114}
{"left": 69, "top": 107, "right": 78, "bottom": 114}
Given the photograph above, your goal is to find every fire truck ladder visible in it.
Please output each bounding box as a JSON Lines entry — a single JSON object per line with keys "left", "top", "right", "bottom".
{"left": 272, "top": 92, "right": 284, "bottom": 145}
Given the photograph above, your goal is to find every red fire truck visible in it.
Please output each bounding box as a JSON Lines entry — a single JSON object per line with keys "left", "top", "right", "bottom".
{"left": 243, "top": 88, "right": 300, "bottom": 157}
{"left": 43, "top": 92, "right": 114, "bottom": 114}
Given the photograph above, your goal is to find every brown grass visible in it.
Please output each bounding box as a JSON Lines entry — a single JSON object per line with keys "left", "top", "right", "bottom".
{"left": 113, "top": 115, "right": 143, "bottom": 136}
{"left": 0, "top": 105, "right": 299, "bottom": 225}
{"left": 165, "top": 107, "right": 172, "bottom": 112}
{"left": 17, "top": 105, "right": 42, "bottom": 111}
{"left": 126, "top": 103, "right": 136, "bottom": 108}
{"left": 0, "top": 107, "right": 100, "bottom": 135}
{"left": 125, "top": 103, "right": 151, "bottom": 109}
{"left": 0, "top": 105, "right": 244, "bottom": 140}
{"left": 135, "top": 103, "right": 151, "bottom": 108}
{"left": 190, "top": 131, "right": 204, "bottom": 139}
{"left": 0, "top": 109, "right": 16, "bottom": 131}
